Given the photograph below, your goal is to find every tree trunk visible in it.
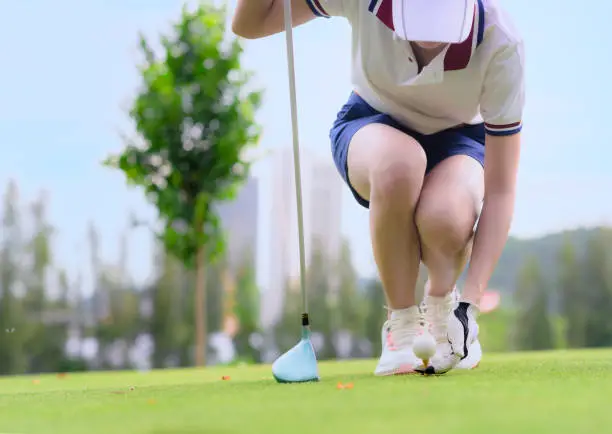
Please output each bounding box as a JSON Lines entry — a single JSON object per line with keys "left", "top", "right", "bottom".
{"left": 195, "top": 246, "right": 207, "bottom": 366}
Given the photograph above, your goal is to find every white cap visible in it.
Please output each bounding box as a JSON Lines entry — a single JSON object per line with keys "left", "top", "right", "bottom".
{"left": 392, "top": 0, "right": 476, "bottom": 43}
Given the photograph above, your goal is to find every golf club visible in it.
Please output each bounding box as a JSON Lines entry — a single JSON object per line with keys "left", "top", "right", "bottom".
{"left": 271, "top": 0, "right": 320, "bottom": 384}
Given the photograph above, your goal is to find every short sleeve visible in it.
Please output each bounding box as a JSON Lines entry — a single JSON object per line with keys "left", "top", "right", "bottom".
{"left": 305, "top": 0, "right": 348, "bottom": 17}
{"left": 480, "top": 42, "right": 525, "bottom": 136}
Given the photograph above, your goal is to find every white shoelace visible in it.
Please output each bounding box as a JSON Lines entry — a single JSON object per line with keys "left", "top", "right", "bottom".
{"left": 385, "top": 307, "right": 424, "bottom": 348}
{"left": 423, "top": 296, "right": 454, "bottom": 344}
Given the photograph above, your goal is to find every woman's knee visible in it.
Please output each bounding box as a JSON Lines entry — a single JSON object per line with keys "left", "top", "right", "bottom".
{"left": 416, "top": 155, "right": 483, "bottom": 254}
{"left": 415, "top": 194, "right": 478, "bottom": 254}
{"left": 370, "top": 157, "right": 426, "bottom": 206}
{"left": 348, "top": 124, "right": 427, "bottom": 204}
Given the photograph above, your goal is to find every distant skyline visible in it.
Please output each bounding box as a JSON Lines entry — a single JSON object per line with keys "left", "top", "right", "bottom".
{"left": 216, "top": 176, "right": 259, "bottom": 273}
{"left": 262, "top": 147, "right": 344, "bottom": 328}
{"left": 0, "top": 0, "right": 610, "bottom": 293}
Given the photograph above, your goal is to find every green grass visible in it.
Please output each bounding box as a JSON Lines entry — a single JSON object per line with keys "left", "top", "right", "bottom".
{"left": 1, "top": 349, "right": 611, "bottom": 434}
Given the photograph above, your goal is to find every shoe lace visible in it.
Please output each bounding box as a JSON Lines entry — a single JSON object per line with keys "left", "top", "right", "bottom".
{"left": 385, "top": 307, "right": 424, "bottom": 348}
{"left": 424, "top": 297, "right": 454, "bottom": 344}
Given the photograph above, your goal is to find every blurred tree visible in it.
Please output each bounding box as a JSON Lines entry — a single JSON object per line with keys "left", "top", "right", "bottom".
{"left": 581, "top": 230, "right": 612, "bottom": 347}
{"left": 233, "top": 250, "right": 260, "bottom": 362}
{"left": 558, "top": 239, "right": 587, "bottom": 347}
{"left": 54, "top": 269, "right": 87, "bottom": 371}
{"left": 477, "top": 309, "right": 514, "bottom": 353}
{"left": 88, "top": 223, "right": 141, "bottom": 369}
{"left": 87, "top": 222, "right": 112, "bottom": 368}
{"left": 152, "top": 250, "right": 224, "bottom": 366}
{"left": 177, "top": 263, "right": 197, "bottom": 365}
{"left": 58, "top": 270, "right": 70, "bottom": 306}
{"left": 0, "top": 181, "right": 28, "bottom": 374}
{"left": 96, "top": 277, "right": 141, "bottom": 369}
{"left": 513, "top": 257, "right": 554, "bottom": 351}
{"left": 274, "top": 243, "right": 335, "bottom": 359}
{"left": 104, "top": 2, "right": 261, "bottom": 365}
{"left": 360, "top": 264, "right": 428, "bottom": 357}
{"left": 363, "top": 278, "right": 387, "bottom": 356}
{"left": 333, "top": 239, "right": 365, "bottom": 357}
{"left": 307, "top": 241, "right": 335, "bottom": 359}
{"left": 23, "top": 194, "right": 52, "bottom": 312}
{"left": 88, "top": 222, "right": 101, "bottom": 283}
{"left": 206, "top": 262, "right": 225, "bottom": 337}
{"left": 23, "top": 193, "right": 67, "bottom": 373}
{"left": 68, "top": 270, "right": 87, "bottom": 366}
{"left": 150, "top": 251, "right": 190, "bottom": 368}
{"left": 273, "top": 279, "right": 301, "bottom": 354}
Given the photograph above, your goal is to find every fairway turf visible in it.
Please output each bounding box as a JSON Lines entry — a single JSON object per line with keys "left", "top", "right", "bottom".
{"left": 1, "top": 349, "right": 611, "bottom": 434}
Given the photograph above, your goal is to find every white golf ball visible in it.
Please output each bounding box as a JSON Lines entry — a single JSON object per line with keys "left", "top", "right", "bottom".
{"left": 413, "top": 332, "right": 436, "bottom": 360}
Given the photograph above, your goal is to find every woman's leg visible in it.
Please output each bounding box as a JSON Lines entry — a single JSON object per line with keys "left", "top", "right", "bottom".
{"left": 345, "top": 122, "right": 428, "bottom": 375}
{"left": 347, "top": 123, "right": 427, "bottom": 310}
{"left": 414, "top": 154, "right": 484, "bottom": 370}
{"left": 416, "top": 155, "right": 484, "bottom": 297}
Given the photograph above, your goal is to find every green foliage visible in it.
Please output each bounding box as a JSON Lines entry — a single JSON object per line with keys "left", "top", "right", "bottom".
{"left": 306, "top": 241, "right": 336, "bottom": 359}
{"left": 0, "top": 182, "right": 28, "bottom": 375}
{"left": 96, "top": 282, "right": 142, "bottom": 344}
{"left": 205, "top": 262, "right": 225, "bottom": 334}
{"left": 150, "top": 252, "right": 191, "bottom": 368}
{"left": 558, "top": 239, "right": 586, "bottom": 347}
{"left": 334, "top": 240, "right": 365, "bottom": 336}
{"left": 104, "top": 2, "right": 262, "bottom": 268}
{"left": 233, "top": 251, "right": 260, "bottom": 362}
{"left": 579, "top": 230, "right": 612, "bottom": 346}
{"left": 21, "top": 192, "right": 71, "bottom": 373}
{"left": 467, "top": 228, "right": 601, "bottom": 304}
{"left": 513, "top": 257, "right": 555, "bottom": 351}
{"left": 274, "top": 242, "right": 339, "bottom": 358}
{"left": 477, "top": 309, "right": 513, "bottom": 352}
{"left": 557, "top": 229, "right": 612, "bottom": 348}
{"left": 149, "top": 247, "right": 241, "bottom": 368}
{"left": 363, "top": 278, "right": 387, "bottom": 354}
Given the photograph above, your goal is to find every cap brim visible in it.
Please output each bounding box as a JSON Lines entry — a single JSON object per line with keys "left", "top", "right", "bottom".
{"left": 392, "top": 0, "right": 475, "bottom": 43}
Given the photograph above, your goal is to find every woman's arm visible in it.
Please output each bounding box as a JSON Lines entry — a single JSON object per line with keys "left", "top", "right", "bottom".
{"left": 232, "top": 0, "right": 316, "bottom": 39}
{"left": 462, "top": 132, "right": 521, "bottom": 306}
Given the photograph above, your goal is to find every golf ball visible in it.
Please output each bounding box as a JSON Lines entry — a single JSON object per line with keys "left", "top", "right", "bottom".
{"left": 413, "top": 332, "right": 436, "bottom": 360}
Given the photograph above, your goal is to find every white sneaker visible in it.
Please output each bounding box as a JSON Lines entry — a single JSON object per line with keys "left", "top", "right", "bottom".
{"left": 418, "top": 299, "right": 480, "bottom": 374}
{"left": 446, "top": 301, "right": 480, "bottom": 368}
{"left": 374, "top": 306, "right": 423, "bottom": 376}
{"left": 420, "top": 291, "right": 457, "bottom": 373}
{"left": 457, "top": 338, "right": 482, "bottom": 369}
{"left": 420, "top": 284, "right": 482, "bottom": 371}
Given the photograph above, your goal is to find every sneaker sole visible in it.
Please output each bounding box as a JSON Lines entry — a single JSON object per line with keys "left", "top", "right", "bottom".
{"left": 374, "top": 364, "right": 418, "bottom": 376}
{"left": 455, "top": 360, "right": 480, "bottom": 370}
{"left": 456, "top": 340, "right": 482, "bottom": 370}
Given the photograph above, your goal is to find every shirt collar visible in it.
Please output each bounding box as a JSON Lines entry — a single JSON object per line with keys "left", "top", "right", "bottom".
{"left": 370, "top": 0, "right": 485, "bottom": 72}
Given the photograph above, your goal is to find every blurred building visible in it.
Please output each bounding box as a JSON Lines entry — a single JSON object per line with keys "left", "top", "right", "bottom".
{"left": 261, "top": 147, "right": 343, "bottom": 329}
{"left": 309, "top": 154, "right": 343, "bottom": 265}
{"left": 217, "top": 176, "right": 259, "bottom": 273}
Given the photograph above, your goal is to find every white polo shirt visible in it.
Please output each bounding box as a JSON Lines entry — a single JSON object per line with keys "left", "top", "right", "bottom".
{"left": 305, "top": 0, "right": 524, "bottom": 136}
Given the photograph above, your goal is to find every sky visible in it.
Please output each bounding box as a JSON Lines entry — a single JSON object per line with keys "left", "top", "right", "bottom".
{"left": 0, "top": 0, "right": 610, "bottom": 293}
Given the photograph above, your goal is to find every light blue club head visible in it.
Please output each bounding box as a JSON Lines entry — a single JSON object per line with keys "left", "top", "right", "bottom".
{"left": 272, "top": 327, "right": 320, "bottom": 383}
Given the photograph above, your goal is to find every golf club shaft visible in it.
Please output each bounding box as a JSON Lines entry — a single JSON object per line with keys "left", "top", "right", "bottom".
{"left": 283, "top": 0, "right": 309, "bottom": 321}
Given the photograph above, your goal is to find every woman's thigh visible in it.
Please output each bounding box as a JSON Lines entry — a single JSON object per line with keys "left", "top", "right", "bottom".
{"left": 347, "top": 123, "right": 427, "bottom": 204}
{"left": 330, "top": 93, "right": 427, "bottom": 208}
{"left": 416, "top": 155, "right": 484, "bottom": 251}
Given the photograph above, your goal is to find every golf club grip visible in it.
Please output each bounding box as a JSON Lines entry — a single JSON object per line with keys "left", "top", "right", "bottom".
{"left": 283, "top": 0, "right": 309, "bottom": 317}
